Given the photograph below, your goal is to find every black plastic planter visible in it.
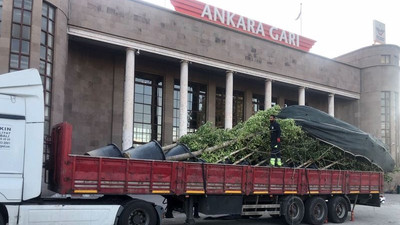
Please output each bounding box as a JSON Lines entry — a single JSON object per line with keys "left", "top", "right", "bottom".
{"left": 123, "top": 140, "right": 165, "bottom": 160}
{"left": 165, "top": 144, "right": 191, "bottom": 157}
{"left": 85, "top": 143, "right": 123, "bottom": 158}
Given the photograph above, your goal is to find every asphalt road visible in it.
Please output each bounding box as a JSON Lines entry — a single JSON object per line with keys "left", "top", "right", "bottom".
{"left": 135, "top": 194, "right": 400, "bottom": 225}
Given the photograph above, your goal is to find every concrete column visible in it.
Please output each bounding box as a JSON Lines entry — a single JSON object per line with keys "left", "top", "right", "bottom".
{"left": 225, "top": 71, "right": 234, "bottom": 129}
{"left": 122, "top": 48, "right": 135, "bottom": 150}
{"left": 244, "top": 89, "right": 253, "bottom": 120}
{"left": 163, "top": 73, "right": 175, "bottom": 144}
{"left": 278, "top": 97, "right": 285, "bottom": 108}
{"left": 298, "top": 87, "right": 306, "bottom": 106}
{"left": 207, "top": 79, "right": 216, "bottom": 125}
{"left": 179, "top": 60, "right": 189, "bottom": 137}
{"left": 111, "top": 55, "right": 126, "bottom": 148}
{"left": 49, "top": 0, "right": 69, "bottom": 127}
{"left": 328, "top": 93, "right": 335, "bottom": 117}
{"left": 265, "top": 79, "right": 272, "bottom": 110}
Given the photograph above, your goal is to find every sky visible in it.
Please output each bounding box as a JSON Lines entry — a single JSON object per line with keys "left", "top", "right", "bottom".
{"left": 142, "top": 0, "right": 400, "bottom": 58}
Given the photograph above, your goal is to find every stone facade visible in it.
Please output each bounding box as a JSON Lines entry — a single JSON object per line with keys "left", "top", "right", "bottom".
{"left": 0, "top": 0, "right": 398, "bottom": 167}
{"left": 336, "top": 45, "right": 400, "bottom": 163}
{"left": 68, "top": 0, "right": 360, "bottom": 95}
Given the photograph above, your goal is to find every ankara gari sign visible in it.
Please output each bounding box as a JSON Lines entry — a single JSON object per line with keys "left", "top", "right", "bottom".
{"left": 170, "top": 0, "right": 316, "bottom": 51}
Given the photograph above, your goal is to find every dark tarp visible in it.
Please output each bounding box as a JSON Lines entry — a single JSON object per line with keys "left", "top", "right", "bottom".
{"left": 278, "top": 105, "right": 395, "bottom": 172}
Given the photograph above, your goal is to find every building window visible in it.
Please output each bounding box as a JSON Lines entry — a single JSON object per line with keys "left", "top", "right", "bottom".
{"left": 133, "top": 74, "right": 163, "bottom": 146}
{"left": 41, "top": 2, "right": 55, "bottom": 136}
{"left": 252, "top": 94, "right": 277, "bottom": 114}
{"left": 233, "top": 92, "right": 244, "bottom": 126}
{"left": 9, "top": 0, "right": 32, "bottom": 71}
{"left": 381, "top": 55, "right": 391, "bottom": 64}
{"left": 173, "top": 81, "right": 207, "bottom": 141}
{"left": 252, "top": 95, "right": 264, "bottom": 113}
{"left": 215, "top": 88, "right": 244, "bottom": 128}
{"left": 0, "top": 0, "right": 3, "bottom": 34}
{"left": 380, "top": 91, "right": 391, "bottom": 147}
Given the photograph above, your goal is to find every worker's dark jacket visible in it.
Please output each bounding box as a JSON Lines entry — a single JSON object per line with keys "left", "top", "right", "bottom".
{"left": 269, "top": 121, "right": 281, "bottom": 149}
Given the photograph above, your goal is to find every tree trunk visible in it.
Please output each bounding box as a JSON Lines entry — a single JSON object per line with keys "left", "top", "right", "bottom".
{"left": 166, "top": 140, "right": 236, "bottom": 161}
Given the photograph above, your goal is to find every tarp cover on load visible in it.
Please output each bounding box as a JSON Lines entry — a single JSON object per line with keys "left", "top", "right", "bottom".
{"left": 278, "top": 105, "right": 395, "bottom": 172}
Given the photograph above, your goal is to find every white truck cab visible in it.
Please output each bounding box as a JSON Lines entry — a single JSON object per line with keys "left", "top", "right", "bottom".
{"left": 0, "top": 69, "right": 162, "bottom": 225}
{"left": 0, "top": 69, "right": 44, "bottom": 203}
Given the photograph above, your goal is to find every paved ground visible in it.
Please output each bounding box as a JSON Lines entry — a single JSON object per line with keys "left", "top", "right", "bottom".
{"left": 135, "top": 194, "right": 400, "bottom": 225}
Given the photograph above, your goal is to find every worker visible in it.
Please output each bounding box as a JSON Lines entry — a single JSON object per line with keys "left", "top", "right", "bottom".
{"left": 269, "top": 115, "right": 282, "bottom": 166}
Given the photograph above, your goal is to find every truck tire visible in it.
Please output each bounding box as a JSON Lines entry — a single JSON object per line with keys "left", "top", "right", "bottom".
{"left": 118, "top": 200, "right": 157, "bottom": 225}
{"left": 281, "top": 196, "right": 304, "bottom": 225}
{"left": 328, "top": 196, "right": 348, "bottom": 223}
{"left": 0, "top": 213, "right": 4, "bottom": 225}
{"left": 304, "top": 197, "right": 327, "bottom": 225}
{"left": 270, "top": 214, "right": 281, "bottom": 219}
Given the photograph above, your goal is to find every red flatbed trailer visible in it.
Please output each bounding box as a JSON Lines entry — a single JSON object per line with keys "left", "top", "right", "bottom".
{"left": 50, "top": 122, "right": 383, "bottom": 225}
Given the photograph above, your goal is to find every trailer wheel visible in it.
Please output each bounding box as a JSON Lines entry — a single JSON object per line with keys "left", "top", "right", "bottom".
{"left": 328, "top": 196, "right": 348, "bottom": 223}
{"left": 304, "top": 197, "right": 327, "bottom": 225}
{"left": 281, "top": 196, "right": 304, "bottom": 225}
{"left": 118, "top": 200, "right": 157, "bottom": 225}
{"left": 270, "top": 214, "right": 281, "bottom": 219}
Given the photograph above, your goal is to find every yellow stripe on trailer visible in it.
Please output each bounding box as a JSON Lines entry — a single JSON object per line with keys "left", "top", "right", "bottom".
{"left": 186, "top": 190, "right": 205, "bottom": 194}
{"left": 350, "top": 191, "right": 360, "bottom": 194}
{"left": 152, "top": 190, "right": 171, "bottom": 194}
{"left": 74, "top": 189, "right": 98, "bottom": 194}
{"left": 284, "top": 191, "right": 298, "bottom": 194}
{"left": 370, "top": 191, "right": 380, "bottom": 194}
{"left": 331, "top": 191, "right": 343, "bottom": 194}
{"left": 308, "top": 191, "right": 319, "bottom": 194}
{"left": 253, "top": 191, "right": 269, "bottom": 194}
{"left": 225, "top": 190, "right": 242, "bottom": 194}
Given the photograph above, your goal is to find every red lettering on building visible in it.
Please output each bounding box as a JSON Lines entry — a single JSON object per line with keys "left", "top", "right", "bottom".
{"left": 170, "top": 0, "right": 316, "bottom": 51}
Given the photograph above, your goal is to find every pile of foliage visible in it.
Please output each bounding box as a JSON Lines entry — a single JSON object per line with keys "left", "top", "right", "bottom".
{"left": 178, "top": 105, "right": 382, "bottom": 173}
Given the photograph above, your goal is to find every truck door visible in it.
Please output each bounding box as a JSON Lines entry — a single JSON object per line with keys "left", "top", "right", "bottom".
{"left": 0, "top": 94, "right": 26, "bottom": 202}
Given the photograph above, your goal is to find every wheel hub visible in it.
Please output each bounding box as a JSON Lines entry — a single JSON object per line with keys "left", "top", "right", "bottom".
{"left": 129, "top": 210, "right": 148, "bottom": 225}
{"left": 313, "top": 204, "right": 324, "bottom": 220}
{"left": 335, "top": 203, "right": 345, "bottom": 217}
{"left": 289, "top": 203, "right": 299, "bottom": 218}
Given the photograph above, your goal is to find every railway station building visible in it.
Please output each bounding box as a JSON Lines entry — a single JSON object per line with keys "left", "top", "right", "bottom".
{"left": 0, "top": 0, "right": 399, "bottom": 166}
